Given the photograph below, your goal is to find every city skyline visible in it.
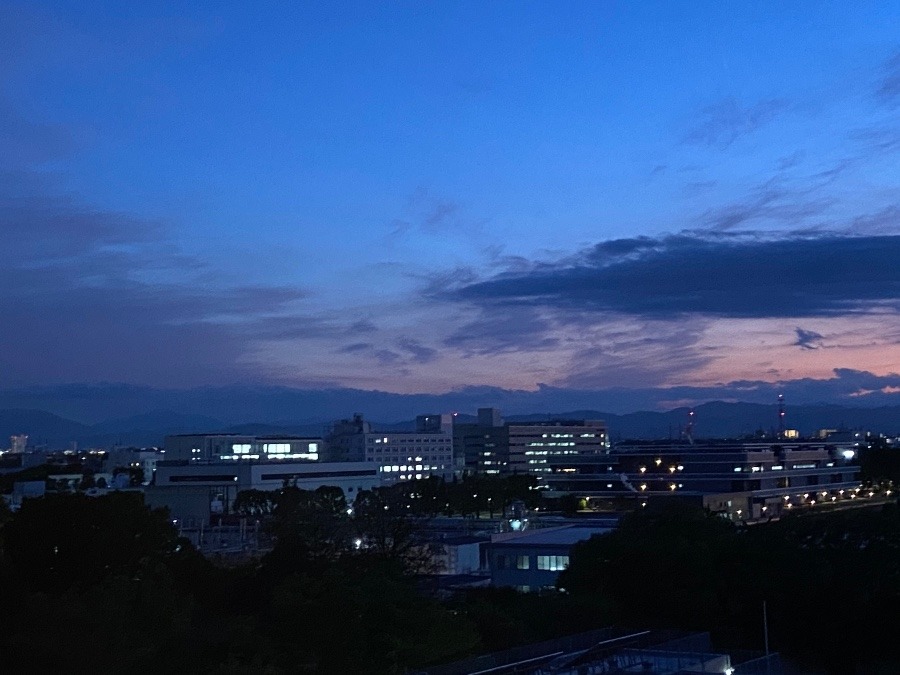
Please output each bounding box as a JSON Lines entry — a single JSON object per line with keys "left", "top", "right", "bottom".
{"left": 3, "top": 3, "right": 900, "bottom": 411}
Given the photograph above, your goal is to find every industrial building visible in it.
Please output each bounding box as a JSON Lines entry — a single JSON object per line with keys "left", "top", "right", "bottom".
{"left": 543, "top": 440, "right": 862, "bottom": 521}
{"left": 147, "top": 433, "right": 379, "bottom": 522}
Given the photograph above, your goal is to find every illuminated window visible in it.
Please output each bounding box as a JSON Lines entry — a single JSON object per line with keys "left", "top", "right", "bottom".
{"left": 537, "top": 555, "right": 569, "bottom": 571}
{"left": 516, "top": 555, "right": 530, "bottom": 570}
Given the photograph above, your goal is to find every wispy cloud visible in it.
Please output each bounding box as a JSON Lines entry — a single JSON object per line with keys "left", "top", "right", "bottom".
{"left": 683, "top": 97, "right": 789, "bottom": 149}
{"left": 398, "top": 338, "right": 438, "bottom": 364}
{"left": 876, "top": 51, "right": 900, "bottom": 106}
{"left": 699, "top": 174, "right": 836, "bottom": 231}
{"left": 443, "top": 306, "right": 561, "bottom": 356}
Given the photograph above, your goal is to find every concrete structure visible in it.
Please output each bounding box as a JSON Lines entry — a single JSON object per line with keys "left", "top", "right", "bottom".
{"left": 322, "top": 414, "right": 370, "bottom": 462}
{"left": 145, "top": 459, "right": 379, "bottom": 522}
{"left": 544, "top": 440, "right": 862, "bottom": 521}
{"left": 164, "top": 434, "right": 321, "bottom": 463}
{"left": 486, "top": 524, "right": 613, "bottom": 591}
{"left": 508, "top": 419, "right": 609, "bottom": 476}
{"left": 453, "top": 408, "right": 510, "bottom": 474}
{"left": 430, "top": 535, "right": 487, "bottom": 575}
{"left": 453, "top": 408, "right": 609, "bottom": 478}
{"left": 327, "top": 413, "right": 457, "bottom": 484}
{"left": 106, "top": 448, "right": 165, "bottom": 485}
{"left": 9, "top": 434, "right": 28, "bottom": 454}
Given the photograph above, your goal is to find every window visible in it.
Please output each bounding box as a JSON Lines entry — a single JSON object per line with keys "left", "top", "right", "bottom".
{"left": 537, "top": 555, "right": 569, "bottom": 571}
{"left": 516, "top": 555, "right": 530, "bottom": 570}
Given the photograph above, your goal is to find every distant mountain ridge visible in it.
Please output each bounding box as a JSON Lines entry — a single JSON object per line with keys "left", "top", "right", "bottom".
{"left": 1, "top": 401, "right": 899, "bottom": 449}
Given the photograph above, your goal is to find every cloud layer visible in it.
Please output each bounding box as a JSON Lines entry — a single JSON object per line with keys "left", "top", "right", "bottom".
{"left": 447, "top": 232, "right": 900, "bottom": 319}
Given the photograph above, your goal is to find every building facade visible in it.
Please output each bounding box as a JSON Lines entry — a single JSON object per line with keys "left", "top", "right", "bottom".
{"left": 543, "top": 440, "right": 862, "bottom": 521}
{"left": 453, "top": 408, "right": 609, "bottom": 478}
{"left": 487, "top": 525, "right": 613, "bottom": 591}
{"left": 327, "top": 413, "right": 458, "bottom": 484}
{"left": 146, "top": 459, "right": 380, "bottom": 522}
{"left": 164, "top": 434, "right": 321, "bottom": 463}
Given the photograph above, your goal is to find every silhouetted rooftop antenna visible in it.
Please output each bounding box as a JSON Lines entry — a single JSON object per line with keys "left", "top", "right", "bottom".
{"left": 777, "top": 394, "right": 786, "bottom": 439}
{"left": 686, "top": 408, "right": 695, "bottom": 445}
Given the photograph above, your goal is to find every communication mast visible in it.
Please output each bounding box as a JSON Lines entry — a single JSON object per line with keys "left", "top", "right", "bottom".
{"left": 777, "top": 394, "right": 786, "bottom": 439}
{"left": 686, "top": 408, "right": 695, "bottom": 444}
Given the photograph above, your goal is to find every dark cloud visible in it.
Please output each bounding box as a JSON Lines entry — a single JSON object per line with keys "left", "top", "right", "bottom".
{"left": 444, "top": 232, "right": 900, "bottom": 320}
{"left": 397, "top": 338, "right": 438, "bottom": 364}
{"left": 0, "top": 171, "right": 163, "bottom": 259}
{"left": 0, "top": 170, "right": 314, "bottom": 386}
{"left": 336, "top": 342, "right": 374, "bottom": 354}
{"left": 330, "top": 339, "right": 437, "bottom": 367}
{"left": 373, "top": 349, "right": 402, "bottom": 365}
{"left": 794, "top": 328, "right": 824, "bottom": 350}
{"left": 683, "top": 97, "right": 788, "bottom": 149}
{"left": 348, "top": 319, "right": 378, "bottom": 333}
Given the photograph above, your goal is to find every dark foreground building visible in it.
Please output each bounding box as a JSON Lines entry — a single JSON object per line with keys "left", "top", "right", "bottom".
{"left": 418, "top": 628, "right": 780, "bottom": 675}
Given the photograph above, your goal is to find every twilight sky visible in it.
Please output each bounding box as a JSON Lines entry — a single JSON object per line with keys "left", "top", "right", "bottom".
{"left": 3, "top": 2, "right": 900, "bottom": 412}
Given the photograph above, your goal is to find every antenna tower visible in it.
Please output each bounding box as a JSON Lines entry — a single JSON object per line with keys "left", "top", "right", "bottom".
{"left": 777, "top": 394, "right": 786, "bottom": 439}
{"left": 686, "top": 408, "right": 695, "bottom": 444}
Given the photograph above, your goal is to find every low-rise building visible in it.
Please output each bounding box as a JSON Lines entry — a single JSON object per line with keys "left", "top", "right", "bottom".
{"left": 164, "top": 434, "right": 321, "bottom": 463}
{"left": 486, "top": 524, "right": 613, "bottom": 591}
{"left": 544, "top": 440, "right": 862, "bottom": 521}
{"left": 145, "top": 459, "right": 379, "bottom": 522}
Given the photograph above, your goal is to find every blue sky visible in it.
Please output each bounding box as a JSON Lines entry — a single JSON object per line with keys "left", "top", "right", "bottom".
{"left": 3, "top": 2, "right": 900, "bottom": 412}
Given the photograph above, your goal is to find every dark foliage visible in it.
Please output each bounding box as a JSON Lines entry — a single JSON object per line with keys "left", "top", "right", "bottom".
{"left": 558, "top": 501, "right": 900, "bottom": 674}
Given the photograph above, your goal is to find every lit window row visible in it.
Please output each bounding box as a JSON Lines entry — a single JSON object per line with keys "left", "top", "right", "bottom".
{"left": 380, "top": 464, "right": 440, "bottom": 473}
{"left": 537, "top": 555, "right": 569, "bottom": 571}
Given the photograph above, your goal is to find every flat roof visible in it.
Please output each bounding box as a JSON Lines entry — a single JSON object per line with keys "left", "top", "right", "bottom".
{"left": 492, "top": 526, "right": 611, "bottom": 547}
